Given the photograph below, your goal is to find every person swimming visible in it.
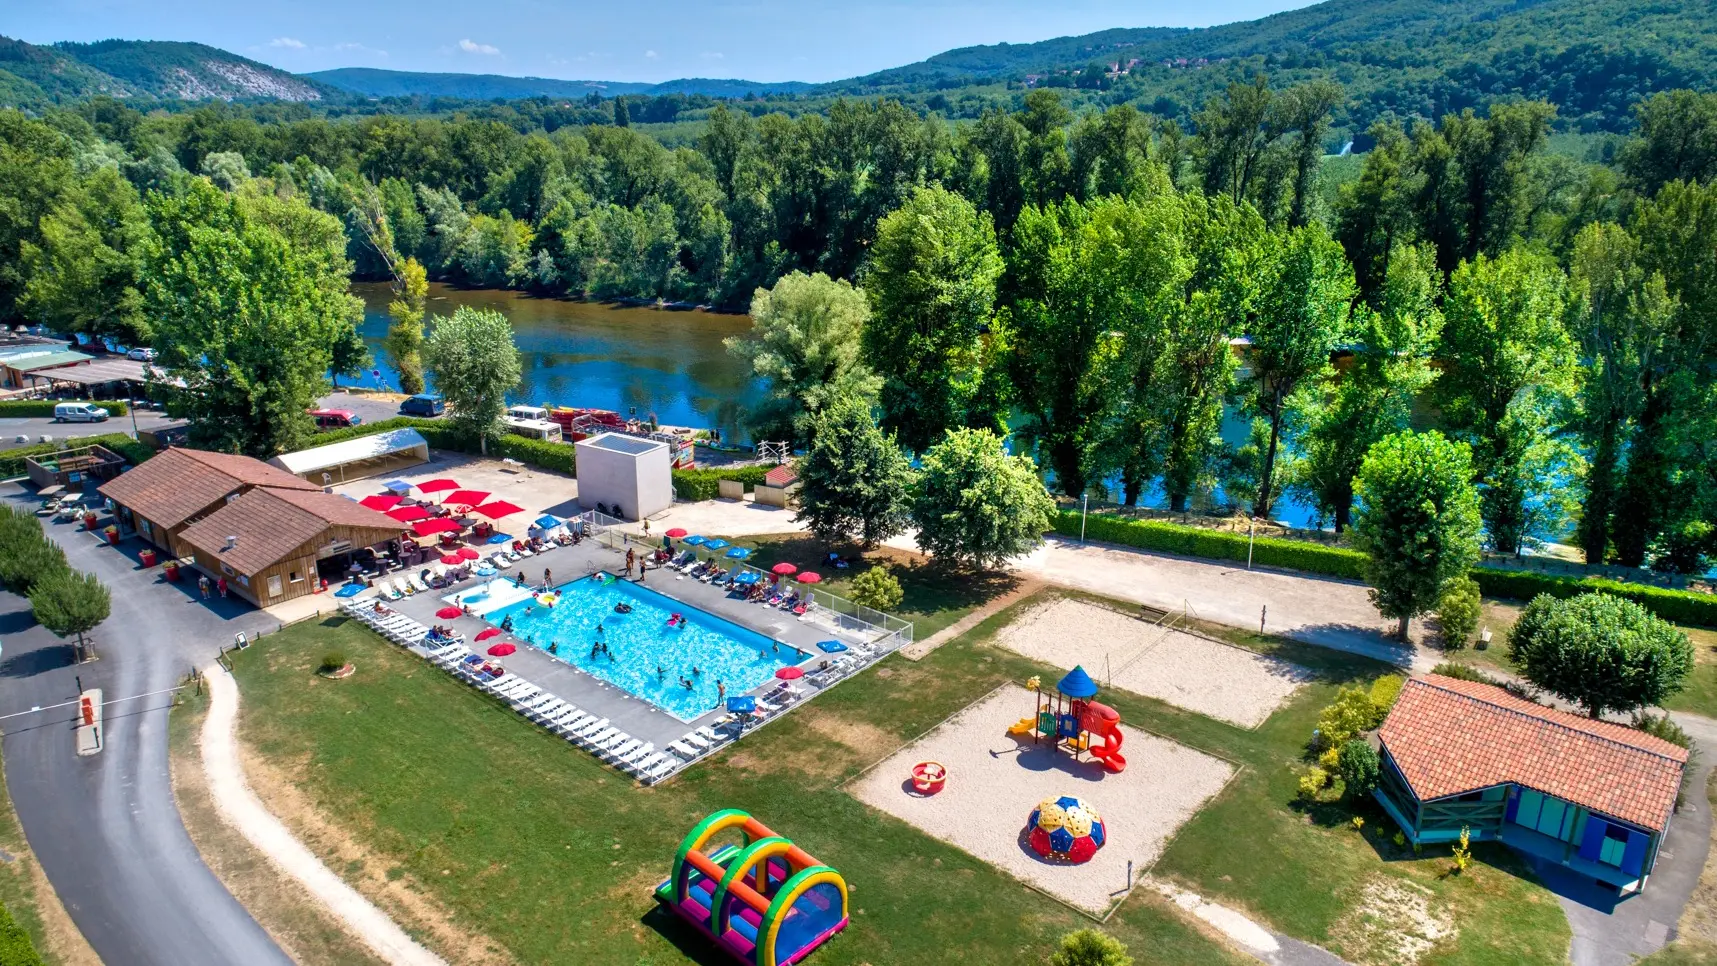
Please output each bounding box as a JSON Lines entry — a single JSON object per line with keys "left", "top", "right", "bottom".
{"left": 691, "top": 666, "right": 701, "bottom": 677}
{"left": 614, "top": 602, "right": 633, "bottom": 614}
{"left": 548, "top": 642, "right": 558, "bottom": 655}
{"left": 500, "top": 614, "right": 514, "bottom": 632}
{"left": 657, "top": 664, "right": 666, "bottom": 680}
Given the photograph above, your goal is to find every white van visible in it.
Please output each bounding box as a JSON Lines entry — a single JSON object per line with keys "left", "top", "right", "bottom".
{"left": 503, "top": 416, "right": 563, "bottom": 442}
{"left": 506, "top": 405, "right": 551, "bottom": 422}
{"left": 53, "top": 402, "right": 109, "bottom": 423}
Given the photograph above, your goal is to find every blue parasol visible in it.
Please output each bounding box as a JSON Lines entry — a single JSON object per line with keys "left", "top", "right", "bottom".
{"left": 733, "top": 571, "right": 761, "bottom": 585}
{"left": 533, "top": 514, "right": 562, "bottom": 530}
{"left": 816, "top": 640, "right": 848, "bottom": 653}
{"left": 1057, "top": 665, "right": 1099, "bottom": 698}
{"left": 726, "top": 695, "right": 757, "bottom": 714}
{"left": 682, "top": 535, "right": 707, "bottom": 546}
{"left": 725, "top": 546, "right": 753, "bottom": 559}
{"left": 383, "top": 479, "right": 414, "bottom": 494}
{"left": 703, "top": 538, "right": 730, "bottom": 550}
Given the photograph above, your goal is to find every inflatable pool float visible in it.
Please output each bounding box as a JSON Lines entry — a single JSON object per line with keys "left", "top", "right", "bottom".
{"left": 535, "top": 593, "right": 559, "bottom": 607}
{"left": 910, "top": 761, "right": 947, "bottom": 795}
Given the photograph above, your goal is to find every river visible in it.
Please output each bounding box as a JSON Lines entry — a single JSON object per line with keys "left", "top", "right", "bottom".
{"left": 352, "top": 282, "right": 763, "bottom": 443}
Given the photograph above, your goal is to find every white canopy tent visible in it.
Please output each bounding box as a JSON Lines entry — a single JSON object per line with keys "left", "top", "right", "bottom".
{"left": 269, "top": 428, "right": 430, "bottom": 485}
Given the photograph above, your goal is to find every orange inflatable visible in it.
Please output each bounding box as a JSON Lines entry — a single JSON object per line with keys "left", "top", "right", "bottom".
{"left": 1079, "top": 701, "right": 1127, "bottom": 773}
{"left": 910, "top": 760, "right": 947, "bottom": 794}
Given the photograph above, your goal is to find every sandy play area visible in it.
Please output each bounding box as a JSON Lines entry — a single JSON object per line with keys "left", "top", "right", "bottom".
{"left": 993, "top": 597, "right": 1313, "bottom": 728}
{"left": 849, "top": 686, "right": 1234, "bottom": 915}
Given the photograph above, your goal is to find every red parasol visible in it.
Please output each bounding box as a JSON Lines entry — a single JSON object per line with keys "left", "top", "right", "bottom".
{"left": 796, "top": 572, "right": 822, "bottom": 584}
{"left": 474, "top": 628, "right": 502, "bottom": 642}
{"left": 444, "top": 489, "right": 491, "bottom": 508}
{"left": 665, "top": 528, "right": 688, "bottom": 538}
{"left": 457, "top": 546, "right": 482, "bottom": 560}
{"left": 388, "top": 505, "right": 432, "bottom": 523}
{"left": 775, "top": 666, "right": 805, "bottom": 680}
{"left": 487, "top": 642, "right": 517, "bottom": 657}
{"left": 771, "top": 562, "right": 798, "bottom": 576}
{"left": 412, "top": 518, "right": 463, "bottom": 537}
{"left": 360, "top": 494, "right": 404, "bottom": 511}
{"left": 417, "top": 479, "right": 460, "bottom": 493}
{"left": 473, "top": 500, "right": 525, "bottom": 519}
{"left": 440, "top": 554, "right": 463, "bottom": 565}
{"left": 435, "top": 606, "right": 463, "bottom": 619}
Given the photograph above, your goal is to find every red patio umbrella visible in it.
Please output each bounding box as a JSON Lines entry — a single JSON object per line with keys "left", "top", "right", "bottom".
{"left": 440, "top": 554, "right": 463, "bottom": 565}
{"left": 487, "top": 642, "right": 517, "bottom": 657}
{"left": 416, "top": 479, "right": 460, "bottom": 493}
{"left": 388, "top": 505, "right": 432, "bottom": 523}
{"left": 359, "top": 494, "right": 404, "bottom": 511}
{"left": 796, "top": 572, "right": 822, "bottom": 584}
{"left": 412, "top": 518, "right": 463, "bottom": 537}
{"left": 775, "top": 666, "right": 805, "bottom": 680}
{"left": 435, "top": 606, "right": 463, "bottom": 619}
{"left": 665, "top": 528, "right": 688, "bottom": 538}
{"left": 472, "top": 500, "right": 525, "bottom": 519}
{"left": 771, "top": 562, "right": 798, "bottom": 576}
{"left": 444, "top": 489, "right": 491, "bottom": 508}
{"left": 474, "top": 628, "right": 502, "bottom": 642}
{"left": 457, "top": 546, "right": 482, "bottom": 560}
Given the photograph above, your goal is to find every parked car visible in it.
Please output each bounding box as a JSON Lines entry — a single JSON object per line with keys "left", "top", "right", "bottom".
{"left": 309, "top": 408, "right": 361, "bottom": 430}
{"left": 127, "top": 347, "right": 155, "bottom": 361}
{"left": 400, "top": 393, "right": 445, "bottom": 416}
{"left": 53, "top": 402, "right": 109, "bottom": 423}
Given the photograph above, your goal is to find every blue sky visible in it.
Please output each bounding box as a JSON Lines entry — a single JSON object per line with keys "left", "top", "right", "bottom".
{"left": 6, "top": 0, "right": 1316, "bottom": 83}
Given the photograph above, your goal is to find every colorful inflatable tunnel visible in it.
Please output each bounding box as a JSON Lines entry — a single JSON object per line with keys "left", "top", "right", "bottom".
{"left": 655, "top": 809, "right": 848, "bottom": 966}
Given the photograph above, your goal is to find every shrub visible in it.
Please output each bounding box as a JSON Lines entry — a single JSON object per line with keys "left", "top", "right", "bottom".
{"left": 1471, "top": 569, "right": 1717, "bottom": 629}
{"left": 1634, "top": 710, "right": 1698, "bottom": 807}
{"left": 1339, "top": 739, "right": 1381, "bottom": 798}
{"left": 0, "top": 902, "right": 44, "bottom": 966}
{"left": 1653, "top": 520, "right": 1715, "bottom": 576}
{"left": 1437, "top": 576, "right": 1482, "bottom": 649}
{"left": 849, "top": 567, "right": 904, "bottom": 612}
{"left": 319, "top": 650, "right": 348, "bottom": 673}
{"left": 0, "top": 399, "right": 127, "bottom": 417}
{"left": 1315, "top": 685, "right": 1388, "bottom": 750}
{"left": 1298, "top": 766, "right": 1331, "bottom": 800}
{"left": 671, "top": 466, "right": 772, "bottom": 501}
{"left": 0, "top": 509, "right": 68, "bottom": 595}
{"left": 1049, "top": 928, "right": 1133, "bottom": 966}
{"left": 1430, "top": 662, "right": 1504, "bottom": 687}
{"left": 1368, "top": 674, "right": 1406, "bottom": 713}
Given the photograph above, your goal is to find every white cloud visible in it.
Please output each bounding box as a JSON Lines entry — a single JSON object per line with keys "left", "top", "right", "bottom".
{"left": 267, "top": 37, "right": 305, "bottom": 49}
{"left": 459, "top": 39, "right": 500, "bottom": 55}
{"left": 644, "top": 49, "right": 659, "bottom": 59}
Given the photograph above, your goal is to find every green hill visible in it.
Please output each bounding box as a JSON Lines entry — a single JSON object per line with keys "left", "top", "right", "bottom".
{"left": 308, "top": 67, "right": 811, "bottom": 100}
{"left": 0, "top": 36, "right": 334, "bottom": 108}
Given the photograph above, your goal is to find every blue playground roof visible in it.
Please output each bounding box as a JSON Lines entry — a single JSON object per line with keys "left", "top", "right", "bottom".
{"left": 1058, "top": 666, "right": 1098, "bottom": 698}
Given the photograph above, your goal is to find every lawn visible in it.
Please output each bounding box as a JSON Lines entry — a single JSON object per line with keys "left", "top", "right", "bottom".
{"left": 225, "top": 586, "right": 1572, "bottom": 966}
{"left": 1444, "top": 597, "right": 1717, "bottom": 718}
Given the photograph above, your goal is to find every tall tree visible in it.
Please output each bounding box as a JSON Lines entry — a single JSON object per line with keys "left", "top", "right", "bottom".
{"left": 1278, "top": 81, "right": 1344, "bottom": 228}
{"left": 423, "top": 305, "right": 522, "bottom": 452}
{"left": 385, "top": 257, "right": 429, "bottom": 394}
{"left": 1242, "top": 224, "right": 1354, "bottom": 518}
{"left": 19, "top": 165, "right": 149, "bottom": 344}
{"left": 724, "top": 271, "right": 880, "bottom": 446}
{"left": 29, "top": 569, "right": 110, "bottom": 663}
{"left": 1351, "top": 431, "right": 1483, "bottom": 641}
{"left": 1621, "top": 90, "right": 1717, "bottom": 194}
{"left": 143, "top": 179, "right": 355, "bottom": 456}
{"left": 0, "top": 111, "right": 75, "bottom": 326}
{"left": 1333, "top": 121, "right": 1414, "bottom": 303}
{"left": 863, "top": 185, "right": 1006, "bottom": 453}
{"left": 1195, "top": 76, "right": 1275, "bottom": 206}
{"left": 1295, "top": 243, "right": 1442, "bottom": 531}
{"left": 794, "top": 396, "right": 914, "bottom": 546}
{"left": 911, "top": 428, "right": 1055, "bottom": 570}
{"left": 1509, "top": 593, "right": 1693, "bottom": 718}
{"left": 1438, "top": 248, "right": 1575, "bottom": 554}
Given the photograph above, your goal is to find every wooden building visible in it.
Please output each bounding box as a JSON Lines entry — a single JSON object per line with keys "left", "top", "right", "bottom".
{"left": 99, "top": 447, "right": 321, "bottom": 558}
{"left": 177, "top": 487, "right": 403, "bottom": 607}
{"left": 1374, "top": 674, "right": 1688, "bottom": 895}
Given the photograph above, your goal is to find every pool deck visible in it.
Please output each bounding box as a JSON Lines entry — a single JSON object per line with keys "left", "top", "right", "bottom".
{"left": 375, "top": 536, "right": 874, "bottom": 752}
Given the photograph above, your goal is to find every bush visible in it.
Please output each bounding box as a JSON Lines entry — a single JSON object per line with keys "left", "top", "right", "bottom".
{"left": 1653, "top": 520, "right": 1715, "bottom": 576}
{"left": 1049, "top": 928, "right": 1132, "bottom": 966}
{"left": 1633, "top": 711, "right": 1698, "bottom": 807}
{"left": 0, "top": 508, "right": 68, "bottom": 595}
{"left": 0, "top": 399, "right": 127, "bottom": 417}
{"left": 0, "top": 902, "right": 44, "bottom": 966}
{"left": 1298, "top": 766, "right": 1331, "bottom": 800}
{"left": 1509, "top": 592, "right": 1694, "bottom": 717}
{"left": 670, "top": 466, "right": 772, "bottom": 501}
{"left": 849, "top": 567, "right": 904, "bottom": 611}
{"left": 1059, "top": 509, "right": 1717, "bottom": 628}
{"left": 319, "top": 650, "right": 348, "bottom": 673}
{"left": 1339, "top": 739, "right": 1381, "bottom": 798}
{"left": 1430, "top": 662, "right": 1504, "bottom": 687}
{"left": 1368, "top": 674, "right": 1406, "bottom": 712}
{"left": 1315, "top": 685, "right": 1389, "bottom": 750}
{"left": 1437, "top": 576, "right": 1482, "bottom": 649}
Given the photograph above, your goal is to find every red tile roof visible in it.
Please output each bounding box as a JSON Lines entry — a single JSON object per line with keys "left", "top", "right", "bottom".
{"left": 99, "top": 447, "right": 318, "bottom": 530}
{"left": 178, "top": 488, "right": 401, "bottom": 575}
{"left": 1379, "top": 675, "right": 1688, "bottom": 831}
{"left": 764, "top": 464, "right": 798, "bottom": 487}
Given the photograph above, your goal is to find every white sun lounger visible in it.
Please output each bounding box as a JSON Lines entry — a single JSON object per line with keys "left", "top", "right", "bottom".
{"left": 629, "top": 750, "right": 669, "bottom": 774}
{"left": 668, "top": 740, "right": 700, "bottom": 759}
{"left": 523, "top": 696, "right": 565, "bottom": 717}
{"left": 694, "top": 726, "right": 723, "bottom": 745}
{"left": 490, "top": 554, "right": 513, "bottom": 569}
{"left": 569, "top": 718, "right": 608, "bottom": 740}
{"left": 604, "top": 738, "right": 644, "bottom": 761}
{"left": 583, "top": 728, "right": 621, "bottom": 750}
{"left": 643, "top": 756, "right": 679, "bottom": 782}
{"left": 682, "top": 732, "right": 711, "bottom": 751}
{"left": 492, "top": 680, "right": 532, "bottom": 699}
{"left": 546, "top": 709, "right": 584, "bottom": 730}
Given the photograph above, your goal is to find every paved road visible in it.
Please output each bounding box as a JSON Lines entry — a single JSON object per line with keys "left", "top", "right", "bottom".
{"left": 0, "top": 410, "right": 181, "bottom": 451}
{"left": 0, "top": 489, "right": 291, "bottom": 966}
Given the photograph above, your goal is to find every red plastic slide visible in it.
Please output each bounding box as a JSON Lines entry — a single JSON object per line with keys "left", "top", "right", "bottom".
{"left": 1081, "top": 701, "right": 1128, "bottom": 773}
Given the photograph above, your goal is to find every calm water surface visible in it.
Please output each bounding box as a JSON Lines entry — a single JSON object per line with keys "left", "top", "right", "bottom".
{"left": 353, "top": 282, "right": 762, "bottom": 442}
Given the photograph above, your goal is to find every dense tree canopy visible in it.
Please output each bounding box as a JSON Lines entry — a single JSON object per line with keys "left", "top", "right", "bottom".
{"left": 424, "top": 305, "right": 523, "bottom": 449}
{"left": 911, "top": 427, "right": 1055, "bottom": 569}
{"left": 1509, "top": 592, "right": 1694, "bottom": 717}
{"left": 725, "top": 271, "right": 879, "bottom": 446}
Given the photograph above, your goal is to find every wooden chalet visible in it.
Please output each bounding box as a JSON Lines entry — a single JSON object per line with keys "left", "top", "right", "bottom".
{"left": 98, "top": 447, "right": 320, "bottom": 558}
{"left": 177, "top": 487, "right": 403, "bottom": 607}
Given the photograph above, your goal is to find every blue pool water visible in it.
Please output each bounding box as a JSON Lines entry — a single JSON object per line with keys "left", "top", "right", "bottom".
{"left": 487, "top": 574, "right": 805, "bottom": 722}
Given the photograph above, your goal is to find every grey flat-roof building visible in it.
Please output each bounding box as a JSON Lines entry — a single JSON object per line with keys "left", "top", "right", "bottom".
{"left": 574, "top": 432, "right": 673, "bottom": 520}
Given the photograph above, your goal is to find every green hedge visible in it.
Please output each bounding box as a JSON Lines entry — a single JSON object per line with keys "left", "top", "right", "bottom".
{"left": 0, "top": 432, "right": 154, "bottom": 478}
{"left": 493, "top": 434, "right": 575, "bottom": 474}
{"left": 0, "top": 903, "right": 43, "bottom": 966}
{"left": 309, "top": 417, "right": 575, "bottom": 475}
{"left": 0, "top": 399, "right": 127, "bottom": 417}
{"left": 1059, "top": 509, "right": 1717, "bottom": 628}
{"left": 671, "top": 465, "right": 773, "bottom": 501}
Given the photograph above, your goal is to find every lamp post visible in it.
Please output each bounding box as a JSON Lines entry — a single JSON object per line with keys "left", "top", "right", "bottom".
{"left": 1080, "top": 494, "right": 1088, "bottom": 543}
{"left": 1247, "top": 516, "right": 1258, "bottom": 569}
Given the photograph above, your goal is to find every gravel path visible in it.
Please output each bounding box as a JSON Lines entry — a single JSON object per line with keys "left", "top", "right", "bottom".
{"left": 994, "top": 598, "right": 1314, "bottom": 728}
{"left": 850, "top": 686, "right": 1234, "bottom": 915}
{"left": 200, "top": 665, "right": 447, "bottom": 966}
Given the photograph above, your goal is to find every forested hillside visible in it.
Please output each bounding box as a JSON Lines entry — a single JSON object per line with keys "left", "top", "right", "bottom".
{"left": 309, "top": 68, "right": 811, "bottom": 101}
{"left": 0, "top": 37, "right": 331, "bottom": 108}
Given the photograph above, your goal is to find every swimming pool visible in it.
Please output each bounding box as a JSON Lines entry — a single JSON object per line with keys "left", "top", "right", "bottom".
{"left": 487, "top": 574, "right": 806, "bottom": 722}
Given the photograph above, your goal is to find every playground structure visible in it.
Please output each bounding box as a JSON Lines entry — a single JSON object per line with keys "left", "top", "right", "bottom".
{"left": 1027, "top": 795, "right": 1108, "bottom": 863}
{"left": 656, "top": 809, "right": 849, "bottom": 966}
{"left": 1007, "top": 667, "right": 1128, "bottom": 773}
{"left": 910, "top": 760, "right": 947, "bottom": 795}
